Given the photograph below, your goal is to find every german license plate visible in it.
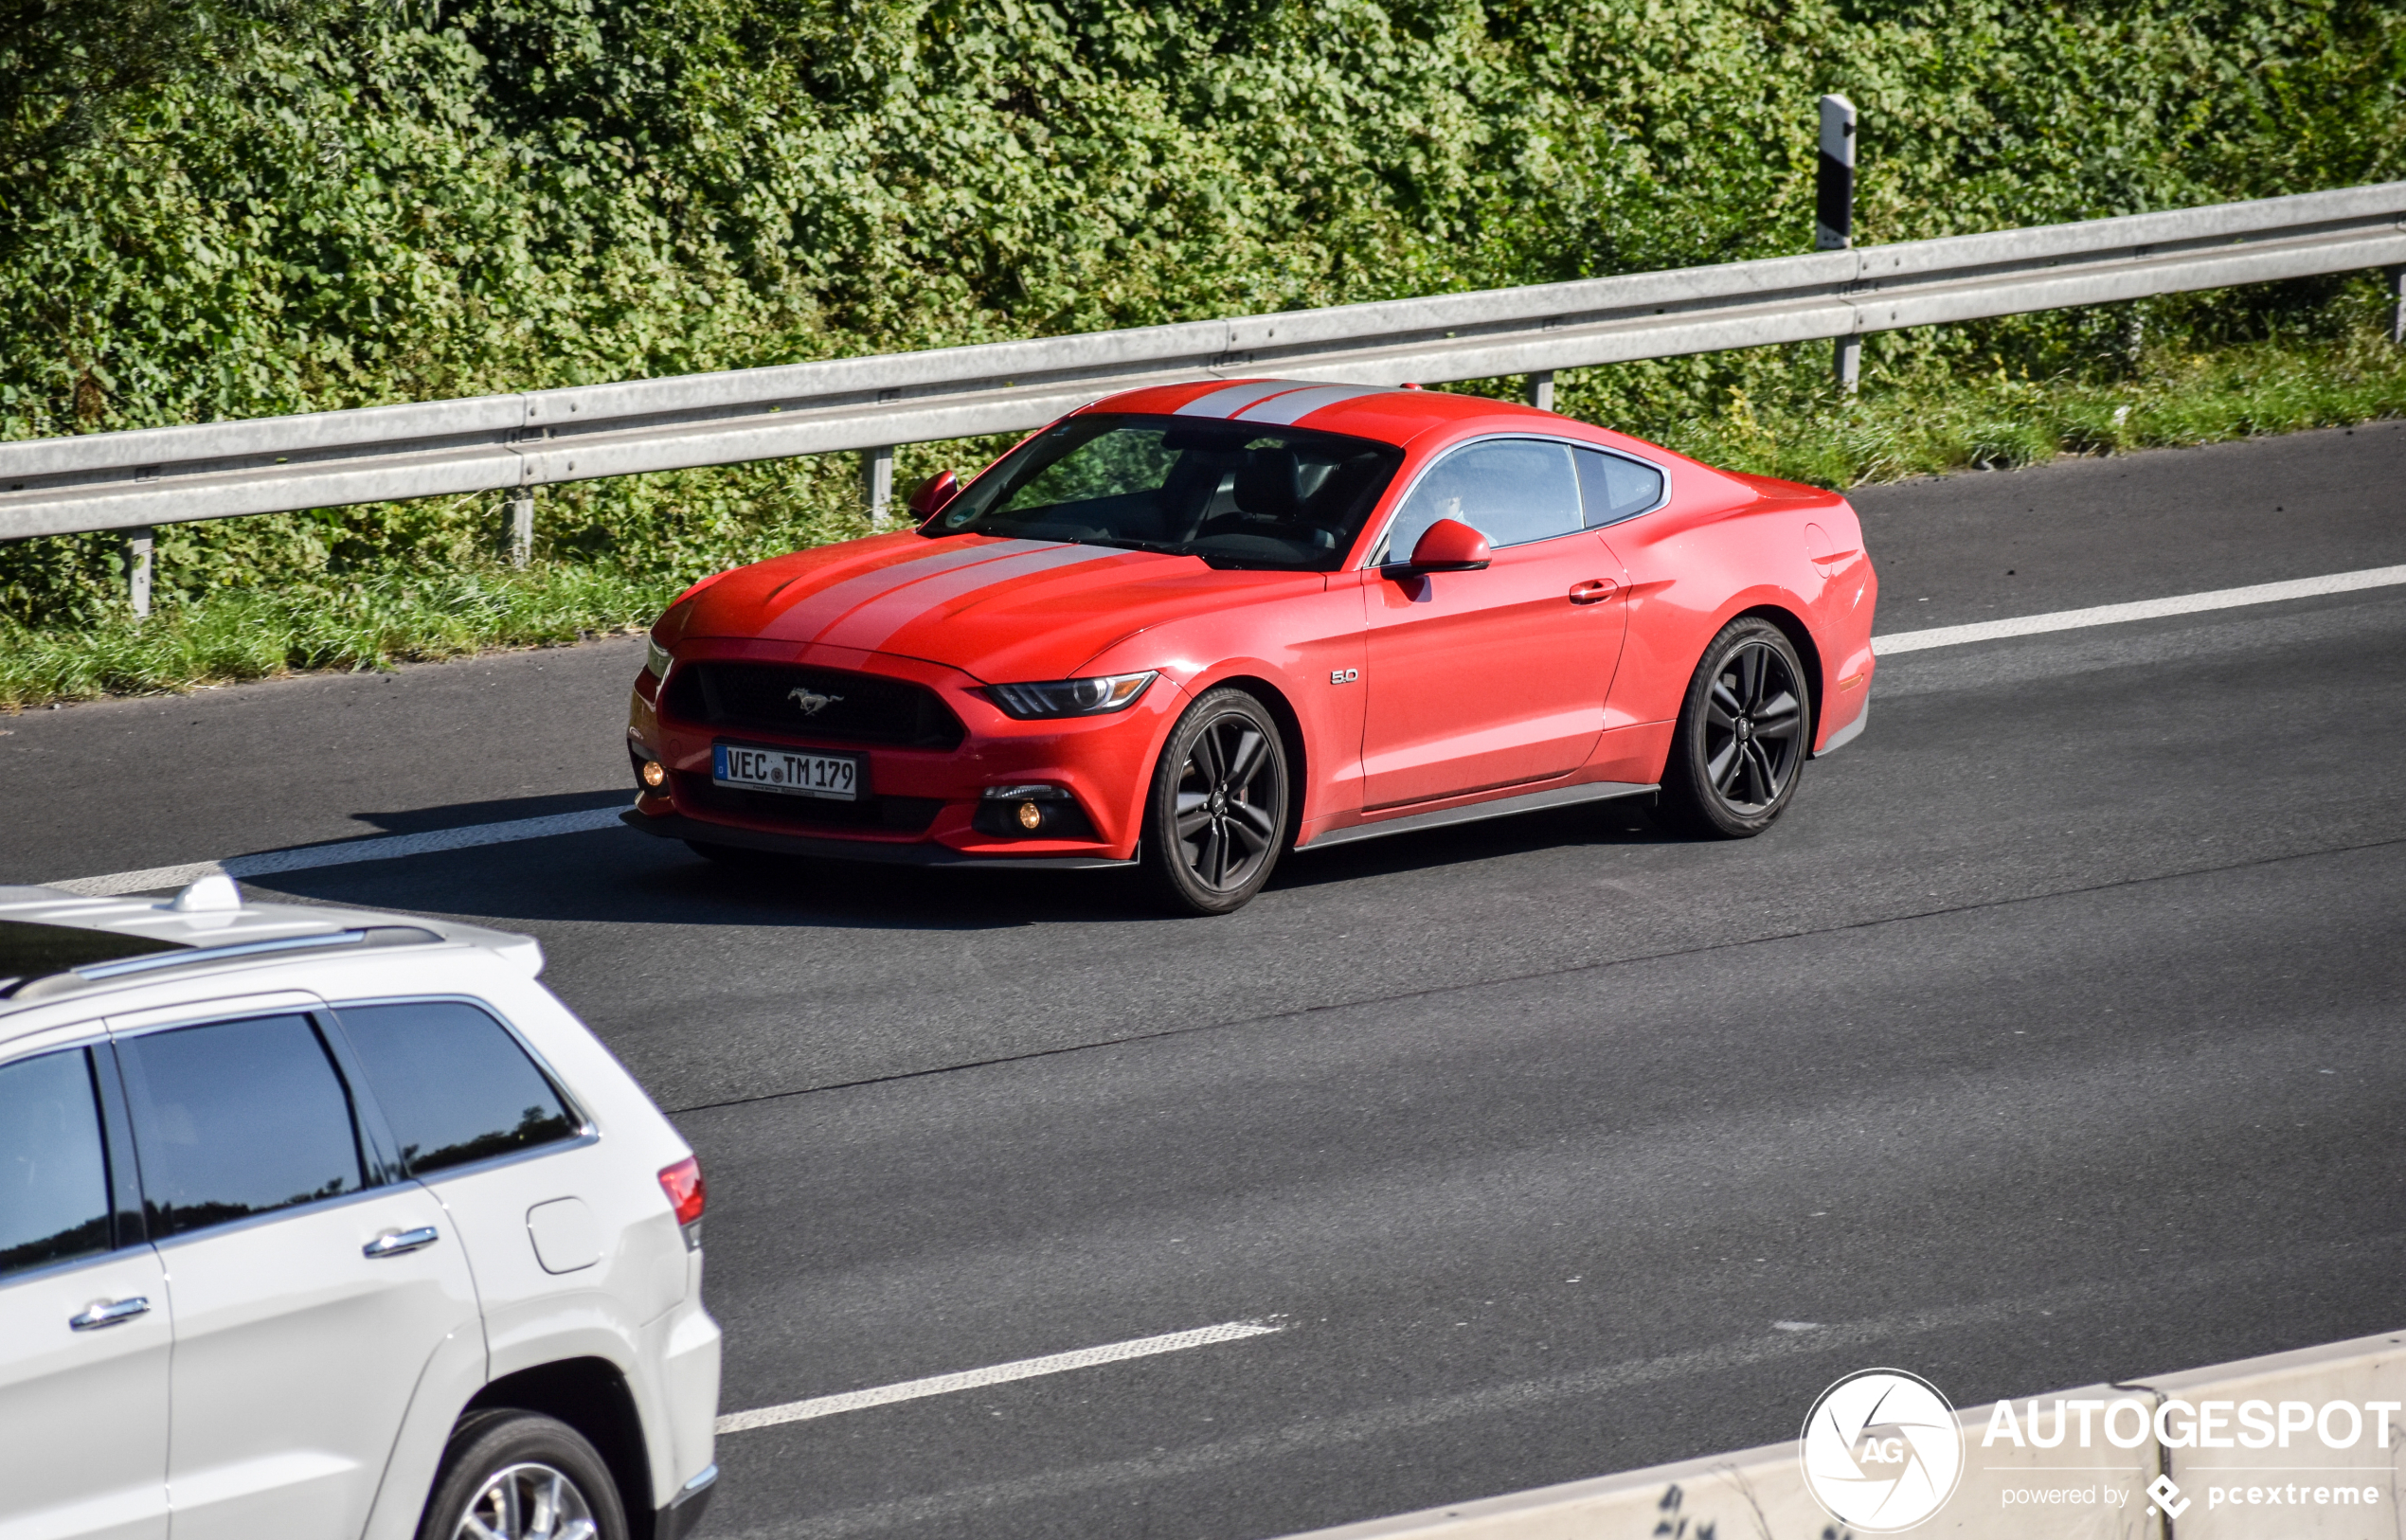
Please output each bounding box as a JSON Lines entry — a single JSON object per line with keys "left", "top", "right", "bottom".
{"left": 712, "top": 742, "right": 863, "bottom": 801}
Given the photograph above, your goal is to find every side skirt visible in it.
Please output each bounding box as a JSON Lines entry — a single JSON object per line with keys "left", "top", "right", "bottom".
{"left": 1812, "top": 695, "right": 1869, "bottom": 758}
{"left": 1299, "top": 779, "right": 1658, "bottom": 852}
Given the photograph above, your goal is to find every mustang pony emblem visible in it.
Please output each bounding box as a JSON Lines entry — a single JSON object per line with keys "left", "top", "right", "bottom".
{"left": 787, "top": 687, "right": 844, "bottom": 717}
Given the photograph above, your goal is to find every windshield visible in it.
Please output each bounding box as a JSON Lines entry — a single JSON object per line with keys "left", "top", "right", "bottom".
{"left": 923, "top": 414, "right": 1405, "bottom": 572}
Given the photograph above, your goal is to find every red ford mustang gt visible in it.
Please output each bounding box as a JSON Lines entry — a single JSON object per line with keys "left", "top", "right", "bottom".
{"left": 623, "top": 379, "right": 1877, "bottom": 913}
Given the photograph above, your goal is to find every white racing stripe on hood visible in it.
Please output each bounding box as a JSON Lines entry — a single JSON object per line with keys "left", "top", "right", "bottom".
{"left": 1172, "top": 381, "right": 1316, "bottom": 419}
{"left": 766, "top": 540, "right": 1051, "bottom": 640}
{"left": 817, "top": 542, "right": 1129, "bottom": 653}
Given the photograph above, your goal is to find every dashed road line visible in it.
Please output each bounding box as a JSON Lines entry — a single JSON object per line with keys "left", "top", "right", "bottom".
{"left": 714, "top": 1318, "right": 1286, "bottom": 1435}
{"left": 37, "top": 562, "right": 2406, "bottom": 898}
{"left": 1871, "top": 564, "right": 2406, "bottom": 655}
{"left": 43, "top": 807, "right": 626, "bottom": 897}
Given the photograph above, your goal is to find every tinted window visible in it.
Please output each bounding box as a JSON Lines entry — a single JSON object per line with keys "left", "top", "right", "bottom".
{"left": 1573, "top": 446, "right": 1664, "bottom": 527}
{"left": 337, "top": 1001, "right": 579, "bottom": 1175}
{"left": 0, "top": 1049, "right": 112, "bottom": 1278}
{"left": 1383, "top": 439, "right": 1584, "bottom": 561}
{"left": 117, "top": 1015, "right": 366, "bottom": 1239}
{"left": 928, "top": 414, "right": 1405, "bottom": 572}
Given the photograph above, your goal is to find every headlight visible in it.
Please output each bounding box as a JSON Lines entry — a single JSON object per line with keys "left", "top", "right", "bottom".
{"left": 984, "top": 672, "right": 1157, "bottom": 719}
{"left": 645, "top": 635, "right": 673, "bottom": 680}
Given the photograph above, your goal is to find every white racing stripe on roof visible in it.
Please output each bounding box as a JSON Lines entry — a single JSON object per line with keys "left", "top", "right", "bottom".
{"left": 1230, "top": 383, "right": 1395, "bottom": 424}
{"left": 1172, "top": 381, "right": 1314, "bottom": 419}
{"left": 820, "top": 542, "right": 1126, "bottom": 653}
{"left": 43, "top": 809, "right": 629, "bottom": 898}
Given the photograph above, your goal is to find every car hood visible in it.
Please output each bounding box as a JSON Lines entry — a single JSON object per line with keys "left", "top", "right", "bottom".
{"left": 667, "top": 532, "right": 1324, "bottom": 681}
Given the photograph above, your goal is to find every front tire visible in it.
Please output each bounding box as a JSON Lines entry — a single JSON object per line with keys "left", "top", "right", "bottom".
{"left": 418, "top": 1411, "right": 629, "bottom": 1540}
{"left": 1660, "top": 617, "right": 1811, "bottom": 838}
{"left": 1140, "top": 688, "right": 1291, "bottom": 915}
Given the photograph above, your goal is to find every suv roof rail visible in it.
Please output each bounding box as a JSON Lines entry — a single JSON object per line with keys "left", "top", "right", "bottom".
{"left": 3, "top": 924, "right": 445, "bottom": 1000}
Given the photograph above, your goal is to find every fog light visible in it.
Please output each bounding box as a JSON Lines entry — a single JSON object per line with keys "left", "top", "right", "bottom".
{"left": 640, "top": 760, "right": 668, "bottom": 789}
{"left": 1016, "top": 800, "right": 1043, "bottom": 831}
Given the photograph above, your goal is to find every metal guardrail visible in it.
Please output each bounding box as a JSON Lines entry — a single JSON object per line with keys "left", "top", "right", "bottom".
{"left": 4, "top": 181, "right": 2403, "bottom": 548}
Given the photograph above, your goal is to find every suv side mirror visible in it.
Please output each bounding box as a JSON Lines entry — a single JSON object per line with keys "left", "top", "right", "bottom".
{"left": 907, "top": 471, "right": 961, "bottom": 521}
{"left": 1404, "top": 518, "right": 1492, "bottom": 573}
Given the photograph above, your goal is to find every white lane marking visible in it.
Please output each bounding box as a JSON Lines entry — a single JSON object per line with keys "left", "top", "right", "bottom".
{"left": 1873, "top": 563, "right": 2406, "bottom": 655}
{"left": 43, "top": 808, "right": 627, "bottom": 897}
{"left": 41, "top": 564, "right": 2406, "bottom": 897}
{"left": 714, "top": 1318, "right": 1284, "bottom": 1435}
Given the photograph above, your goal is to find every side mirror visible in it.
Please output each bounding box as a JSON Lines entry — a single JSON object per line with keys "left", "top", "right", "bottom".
{"left": 1404, "top": 518, "right": 1492, "bottom": 573}
{"left": 907, "top": 471, "right": 961, "bottom": 521}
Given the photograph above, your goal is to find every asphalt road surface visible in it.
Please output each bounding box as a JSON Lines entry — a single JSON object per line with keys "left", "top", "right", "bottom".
{"left": 8, "top": 420, "right": 2405, "bottom": 1539}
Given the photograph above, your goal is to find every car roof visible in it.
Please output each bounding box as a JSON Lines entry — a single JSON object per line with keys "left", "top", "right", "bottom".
{"left": 0, "top": 879, "right": 542, "bottom": 1044}
{"left": 1082, "top": 378, "right": 1563, "bottom": 447}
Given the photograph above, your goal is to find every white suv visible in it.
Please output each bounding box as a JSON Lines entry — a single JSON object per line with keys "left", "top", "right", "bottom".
{"left": 0, "top": 876, "right": 721, "bottom": 1540}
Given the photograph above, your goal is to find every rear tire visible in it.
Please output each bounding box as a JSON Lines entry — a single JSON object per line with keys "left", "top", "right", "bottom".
{"left": 1659, "top": 617, "right": 1811, "bottom": 838}
{"left": 1140, "top": 688, "right": 1291, "bottom": 915}
{"left": 417, "top": 1410, "right": 629, "bottom": 1540}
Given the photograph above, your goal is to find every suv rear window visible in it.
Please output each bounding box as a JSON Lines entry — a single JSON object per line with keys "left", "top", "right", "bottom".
{"left": 335, "top": 1001, "right": 581, "bottom": 1175}
{"left": 0, "top": 920, "right": 186, "bottom": 997}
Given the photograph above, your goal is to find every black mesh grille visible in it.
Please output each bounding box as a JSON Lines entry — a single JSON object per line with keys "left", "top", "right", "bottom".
{"left": 665, "top": 664, "right": 966, "bottom": 750}
{"left": 673, "top": 774, "right": 944, "bottom": 833}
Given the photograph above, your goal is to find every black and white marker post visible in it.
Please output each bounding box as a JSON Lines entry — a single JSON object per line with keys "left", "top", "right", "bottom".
{"left": 1817, "top": 93, "right": 1859, "bottom": 391}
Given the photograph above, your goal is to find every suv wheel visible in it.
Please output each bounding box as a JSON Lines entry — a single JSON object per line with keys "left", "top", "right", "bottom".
{"left": 420, "top": 1411, "right": 628, "bottom": 1540}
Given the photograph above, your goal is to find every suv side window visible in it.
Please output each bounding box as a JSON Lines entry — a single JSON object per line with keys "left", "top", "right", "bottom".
{"left": 1381, "top": 439, "right": 1584, "bottom": 561}
{"left": 0, "top": 1048, "right": 112, "bottom": 1278}
{"left": 1572, "top": 445, "right": 1664, "bottom": 528}
{"left": 333, "top": 1001, "right": 580, "bottom": 1176}
{"left": 116, "top": 1015, "right": 368, "bottom": 1240}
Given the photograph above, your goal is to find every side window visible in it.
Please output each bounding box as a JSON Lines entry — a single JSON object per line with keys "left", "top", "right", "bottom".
{"left": 1573, "top": 445, "right": 1664, "bottom": 527}
{"left": 1382, "top": 439, "right": 1584, "bottom": 560}
{"left": 0, "top": 1048, "right": 113, "bottom": 1279}
{"left": 334, "top": 1001, "right": 580, "bottom": 1176}
{"left": 116, "top": 1015, "right": 368, "bottom": 1240}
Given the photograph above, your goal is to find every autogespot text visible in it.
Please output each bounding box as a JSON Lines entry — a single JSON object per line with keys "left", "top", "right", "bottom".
{"left": 1983, "top": 1395, "right": 2399, "bottom": 1514}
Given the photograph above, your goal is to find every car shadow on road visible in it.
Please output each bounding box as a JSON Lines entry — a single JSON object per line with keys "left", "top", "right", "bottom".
{"left": 250, "top": 789, "right": 1704, "bottom": 931}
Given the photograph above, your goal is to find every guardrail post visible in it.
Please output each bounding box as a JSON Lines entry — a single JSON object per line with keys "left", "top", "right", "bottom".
{"left": 123, "top": 528, "right": 153, "bottom": 618}
{"left": 863, "top": 445, "right": 895, "bottom": 523}
{"left": 1525, "top": 371, "right": 1555, "bottom": 412}
{"left": 509, "top": 491, "right": 533, "bottom": 567}
{"left": 1819, "top": 94, "right": 1860, "bottom": 392}
{"left": 2389, "top": 265, "right": 2405, "bottom": 345}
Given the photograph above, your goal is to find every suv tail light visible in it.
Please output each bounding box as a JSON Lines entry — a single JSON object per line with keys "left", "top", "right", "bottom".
{"left": 658, "top": 1156, "right": 706, "bottom": 1238}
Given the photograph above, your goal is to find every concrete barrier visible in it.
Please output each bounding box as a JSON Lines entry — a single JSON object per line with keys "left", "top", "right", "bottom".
{"left": 1283, "top": 1329, "right": 2406, "bottom": 1539}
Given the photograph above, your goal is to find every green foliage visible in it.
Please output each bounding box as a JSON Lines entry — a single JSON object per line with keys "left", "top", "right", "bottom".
{"left": 1, "top": 0, "right": 2402, "bottom": 648}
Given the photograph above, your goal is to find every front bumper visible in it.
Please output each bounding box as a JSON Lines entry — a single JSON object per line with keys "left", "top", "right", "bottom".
{"left": 628, "top": 641, "right": 1179, "bottom": 865}
{"left": 621, "top": 807, "right": 1137, "bottom": 869}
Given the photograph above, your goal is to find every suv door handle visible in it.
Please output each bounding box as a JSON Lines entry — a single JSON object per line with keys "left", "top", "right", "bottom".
{"left": 69, "top": 1296, "right": 151, "bottom": 1331}
{"left": 1569, "top": 579, "right": 1617, "bottom": 604}
{"left": 363, "top": 1226, "right": 440, "bottom": 1259}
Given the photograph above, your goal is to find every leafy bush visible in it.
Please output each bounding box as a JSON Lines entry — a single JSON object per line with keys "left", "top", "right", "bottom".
{"left": 2, "top": 0, "right": 2401, "bottom": 639}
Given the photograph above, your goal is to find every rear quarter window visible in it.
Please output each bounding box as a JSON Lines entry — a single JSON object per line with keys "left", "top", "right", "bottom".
{"left": 334, "top": 1001, "right": 581, "bottom": 1175}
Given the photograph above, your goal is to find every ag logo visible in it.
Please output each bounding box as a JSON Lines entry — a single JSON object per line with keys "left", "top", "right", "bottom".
{"left": 1799, "top": 1368, "right": 1965, "bottom": 1531}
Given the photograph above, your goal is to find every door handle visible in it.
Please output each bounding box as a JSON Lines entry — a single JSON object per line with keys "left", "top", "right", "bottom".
{"left": 363, "top": 1226, "right": 440, "bottom": 1259}
{"left": 1569, "top": 579, "right": 1618, "bottom": 605}
{"left": 69, "top": 1296, "right": 151, "bottom": 1331}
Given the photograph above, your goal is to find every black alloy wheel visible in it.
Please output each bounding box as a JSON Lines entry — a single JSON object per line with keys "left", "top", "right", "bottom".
{"left": 1141, "top": 688, "right": 1290, "bottom": 915}
{"left": 1661, "top": 617, "right": 1811, "bottom": 837}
